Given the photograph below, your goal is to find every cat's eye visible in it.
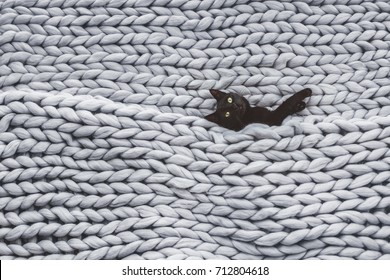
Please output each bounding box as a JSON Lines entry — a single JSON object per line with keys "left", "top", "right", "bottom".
{"left": 227, "top": 97, "right": 233, "bottom": 103}
{"left": 225, "top": 112, "right": 230, "bottom": 117}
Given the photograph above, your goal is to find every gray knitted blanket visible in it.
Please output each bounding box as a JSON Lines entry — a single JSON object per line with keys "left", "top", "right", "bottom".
{"left": 0, "top": 0, "right": 390, "bottom": 260}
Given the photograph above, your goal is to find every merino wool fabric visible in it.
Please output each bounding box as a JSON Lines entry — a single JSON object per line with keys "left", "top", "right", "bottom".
{"left": 1, "top": 0, "right": 390, "bottom": 260}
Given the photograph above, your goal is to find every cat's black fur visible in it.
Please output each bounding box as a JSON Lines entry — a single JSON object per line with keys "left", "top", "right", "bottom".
{"left": 205, "top": 89, "right": 312, "bottom": 131}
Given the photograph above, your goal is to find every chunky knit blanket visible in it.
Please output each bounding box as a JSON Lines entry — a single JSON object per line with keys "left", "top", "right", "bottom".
{"left": 0, "top": 0, "right": 390, "bottom": 260}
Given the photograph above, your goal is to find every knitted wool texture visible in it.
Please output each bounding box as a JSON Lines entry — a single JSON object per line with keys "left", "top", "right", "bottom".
{"left": 0, "top": 0, "right": 390, "bottom": 260}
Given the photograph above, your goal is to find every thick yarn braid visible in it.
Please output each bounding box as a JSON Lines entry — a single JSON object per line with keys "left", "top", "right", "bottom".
{"left": 0, "top": 0, "right": 390, "bottom": 259}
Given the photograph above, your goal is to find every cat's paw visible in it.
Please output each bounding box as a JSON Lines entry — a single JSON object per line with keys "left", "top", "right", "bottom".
{"left": 293, "top": 101, "right": 306, "bottom": 112}
{"left": 297, "top": 88, "right": 312, "bottom": 99}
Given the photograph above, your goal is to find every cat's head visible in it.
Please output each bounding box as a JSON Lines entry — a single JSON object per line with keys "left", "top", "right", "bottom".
{"left": 205, "top": 89, "right": 249, "bottom": 131}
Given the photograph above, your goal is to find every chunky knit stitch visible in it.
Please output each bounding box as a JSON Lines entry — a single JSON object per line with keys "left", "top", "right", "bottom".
{"left": 0, "top": 0, "right": 389, "bottom": 259}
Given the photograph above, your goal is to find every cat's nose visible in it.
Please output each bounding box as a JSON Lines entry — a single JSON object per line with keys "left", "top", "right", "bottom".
{"left": 233, "top": 104, "right": 242, "bottom": 111}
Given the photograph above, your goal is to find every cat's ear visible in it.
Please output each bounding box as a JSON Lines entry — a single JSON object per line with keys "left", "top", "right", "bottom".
{"left": 205, "top": 112, "right": 219, "bottom": 124}
{"left": 209, "top": 89, "right": 225, "bottom": 101}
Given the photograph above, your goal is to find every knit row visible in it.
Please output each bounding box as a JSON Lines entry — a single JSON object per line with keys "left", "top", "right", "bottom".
{"left": 2, "top": 12, "right": 390, "bottom": 32}
{"left": 0, "top": 0, "right": 386, "bottom": 14}
{"left": 0, "top": 224, "right": 388, "bottom": 258}
{"left": 3, "top": 30, "right": 390, "bottom": 49}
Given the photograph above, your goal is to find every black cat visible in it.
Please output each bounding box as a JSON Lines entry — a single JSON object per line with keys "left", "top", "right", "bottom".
{"left": 205, "top": 89, "right": 312, "bottom": 131}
